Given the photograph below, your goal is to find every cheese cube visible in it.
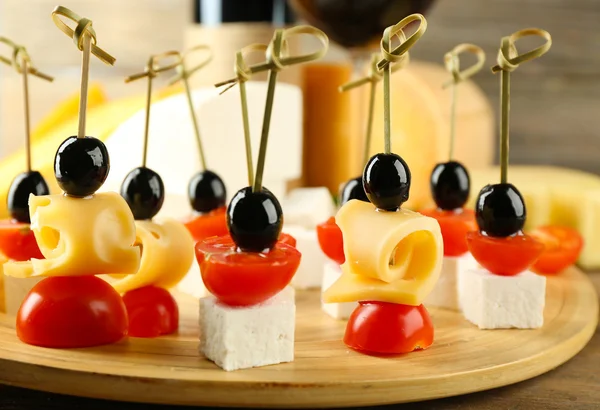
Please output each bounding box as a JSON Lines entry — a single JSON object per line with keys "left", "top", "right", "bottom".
{"left": 425, "top": 254, "right": 478, "bottom": 310}
{"left": 199, "top": 286, "right": 295, "bottom": 371}
{"left": 458, "top": 268, "right": 546, "bottom": 329}
{"left": 321, "top": 261, "right": 357, "bottom": 320}
{"left": 177, "top": 262, "right": 208, "bottom": 299}
{"left": 3, "top": 274, "right": 43, "bottom": 316}
{"left": 280, "top": 187, "right": 335, "bottom": 230}
{"left": 285, "top": 225, "right": 328, "bottom": 289}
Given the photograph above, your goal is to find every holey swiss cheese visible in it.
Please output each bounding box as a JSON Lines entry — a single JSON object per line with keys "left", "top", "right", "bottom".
{"left": 3, "top": 193, "right": 140, "bottom": 278}
{"left": 111, "top": 220, "right": 194, "bottom": 294}
{"left": 323, "top": 200, "right": 443, "bottom": 306}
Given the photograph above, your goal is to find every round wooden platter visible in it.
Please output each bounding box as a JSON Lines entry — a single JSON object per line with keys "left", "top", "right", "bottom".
{"left": 0, "top": 267, "right": 597, "bottom": 408}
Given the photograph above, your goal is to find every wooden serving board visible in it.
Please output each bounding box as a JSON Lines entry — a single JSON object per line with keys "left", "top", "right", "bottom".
{"left": 0, "top": 267, "right": 597, "bottom": 408}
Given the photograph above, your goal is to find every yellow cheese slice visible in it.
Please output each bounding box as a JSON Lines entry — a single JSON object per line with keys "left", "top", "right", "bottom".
{"left": 3, "top": 193, "right": 140, "bottom": 278}
{"left": 323, "top": 200, "right": 443, "bottom": 305}
{"left": 111, "top": 219, "right": 194, "bottom": 294}
{"left": 468, "top": 166, "right": 600, "bottom": 270}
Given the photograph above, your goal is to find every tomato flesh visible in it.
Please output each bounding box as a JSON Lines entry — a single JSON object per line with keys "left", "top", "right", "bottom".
{"left": 419, "top": 208, "right": 477, "bottom": 257}
{"left": 195, "top": 235, "right": 301, "bottom": 306}
{"left": 467, "top": 231, "right": 544, "bottom": 276}
{"left": 278, "top": 232, "right": 297, "bottom": 248}
{"left": 183, "top": 207, "right": 228, "bottom": 242}
{"left": 344, "top": 302, "right": 434, "bottom": 355}
{"left": 122, "top": 286, "right": 179, "bottom": 338}
{"left": 17, "top": 276, "right": 128, "bottom": 348}
{"left": 530, "top": 226, "right": 583, "bottom": 275}
{"left": 316, "top": 217, "right": 345, "bottom": 264}
{"left": 0, "top": 220, "right": 43, "bottom": 261}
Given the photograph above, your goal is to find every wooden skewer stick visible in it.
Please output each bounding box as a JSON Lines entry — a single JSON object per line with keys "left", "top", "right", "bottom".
{"left": 78, "top": 33, "right": 92, "bottom": 139}
{"left": 21, "top": 58, "right": 31, "bottom": 171}
{"left": 491, "top": 28, "right": 552, "bottom": 184}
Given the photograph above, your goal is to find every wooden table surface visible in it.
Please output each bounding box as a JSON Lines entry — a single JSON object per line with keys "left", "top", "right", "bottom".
{"left": 0, "top": 274, "right": 597, "bottom": 410}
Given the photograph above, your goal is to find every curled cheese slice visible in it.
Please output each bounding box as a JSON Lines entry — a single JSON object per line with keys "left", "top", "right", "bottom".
{"left": 323, "top": 199, "right": 443, "bottom": 305}
{"left": 3, "top": 193, "right": 140, "bottom": 278}
{"left": 111, "top": 219, "right": 194, "bottom": 294}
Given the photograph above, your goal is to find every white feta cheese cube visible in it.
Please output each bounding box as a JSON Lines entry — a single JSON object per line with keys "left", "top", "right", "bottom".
{"left": 321, "top": 261, "right": 357, "bottom": 320}
{"left": 425, "top": 253, "right": 478, "bottom": 310}
{"left": 199, "top": 286, "right": 295, "bottom": 371}
{"left": 177, "top": 262, "right": 208, "bottom": 299}
{"left": 458, "top": 268, "right": 546, "bottom": 329}
{"left": 280, "top": 187, "right": 335, "bottom": 230}
{"left": 284, "top": 225, "right": 328, "bottom": 289}
{"left": 3, "top": 274, "right": 43, "bottom": 316}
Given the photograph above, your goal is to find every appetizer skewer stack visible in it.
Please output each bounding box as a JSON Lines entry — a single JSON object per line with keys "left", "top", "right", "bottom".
{"left": 421, "top": 44, "right": 485, "bottom": 310}
{"left": 460, "top": 28, "right": 552, "bottom": 329}
{"left": 195, "top": 26, "right": 327, "bottom": 371}
{"left": 3, "top": 6, "right": 141, "bottom": 348}
{"left": 0, "top": 37, "right": 53, "bottom": 314}
{"left": 112, "top": 51, "right": 194, "bottom": 338}
{"left": 323, "top": 15, "right": 444, "bottom": 355}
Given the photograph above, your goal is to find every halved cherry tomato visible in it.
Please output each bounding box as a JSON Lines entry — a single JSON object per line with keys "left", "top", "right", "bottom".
{"left": 344, "top": 302, "right": 434, "bottom": 355}
{"left": 183, "top": 207, "right": 228, "bottom": 242}
{"left": 195, "top": 235, "right": 301, "bottom": 306}
{"left": 530, "top": 226, "right": 583, "bottom": 275}
{"left": 467, "top": 231, "right": 544, "bottom": 276}
{"left": 279, "top": 232, "right": 297, "bottom": 248}
{"left": 17, "top": 276, "right": 128, "bottom": 348}
{"left": 0, "top": 220, "right": 43, "bottom": 261}
{"left": 419, "top": 208, "right": 477, "bottom": 257}
{"left": 316, "top": 217, "right": 345, "bottom": 264}
{"left": 122, "top": 286, "right": 179, "bottom": 338}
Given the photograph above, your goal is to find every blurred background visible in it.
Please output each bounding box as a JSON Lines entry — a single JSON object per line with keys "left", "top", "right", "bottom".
{"left": 0, "top": 0, "right": 598, "bottom": 208}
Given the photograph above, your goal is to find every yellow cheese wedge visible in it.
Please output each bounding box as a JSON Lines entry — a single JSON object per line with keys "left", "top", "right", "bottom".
{"left": 468, "top": 166, "right": 600, "bottom": 270}
{"left": 111, "top": 219, "right": 194, "bottom": 294}
{"left": 323, "top": 200, "right": 443, "bottom": 305}
{"left": 3, "top": 193, "right": 140, "bottom": 278}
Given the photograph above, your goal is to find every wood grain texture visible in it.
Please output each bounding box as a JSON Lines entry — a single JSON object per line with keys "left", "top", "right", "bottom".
{"left": 411, "top": 0, "right": 600, "bottom": 175}
{"left": 0, "top": 267, "right": 596, "bottom": 408}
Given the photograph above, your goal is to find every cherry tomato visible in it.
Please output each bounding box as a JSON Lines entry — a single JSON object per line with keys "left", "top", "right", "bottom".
{"left": 122, "top": 286, "right": 179, "bottom": 338}
{"left": 17, "top": 276, "right": 128, "bottom": 348}
{"left": 278, "top": 232, "right": 297, "bottom": 248}
{"left": 195, "top": 235, "right": 301, "bottom": 306}
{"left": 0, "top": 220, "right": 43, "bottom": 261}
{"left": 316, "top": 217, "right": 345, "bottom": 264}
{"left": 344, "top": 302, "right": 434, "bottom": 355}
{"left": 183, "top": 207, "right": 228, "bottom": 242}
{"left": 530, "top": 226, "right": 583, "bottom": 275}
{"left": 467, "top": 231, "right": 544, "bottom": 276}
{"left": 419, "top": 208, "right": 477, "bottom": 257}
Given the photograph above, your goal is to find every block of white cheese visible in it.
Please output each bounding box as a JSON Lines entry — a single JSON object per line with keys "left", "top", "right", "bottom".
{"left": 280, "top": 187, "right": 335, "bottom": 229}
{"left": 425, "top": 254, "right": 478, "bottom": 311}
{"left": 458, "top": 268, "right": 546, "bottom": 329}
{"left": 199, "top": 286, "right": 295, "bottom": 371}
{"left": 3, "top": 274, "right": 43, "bottom": 316}
{"left": 321, "top": 261, "right": 356, "bottom": 320}
{"left": 102, "top": 82, "right": 303, "bottom": 218}
{"left": 284, "top": 225, "right": 328, "bottom": 289}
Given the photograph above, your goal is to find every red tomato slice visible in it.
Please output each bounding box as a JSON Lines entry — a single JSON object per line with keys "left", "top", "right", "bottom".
{"left": 122, "top": 286, "right": 179, "bottom": 338}
{"left": 0, "top": 219, "right": 43, "bottom": 261}
{"left": 419, "top": 208, "right": 477, "bottom": 257}
{"left": 195, "top": 235, "right": 301, "bottom": 306}
{"left": 17, "top": 276, "right": 128, "bottom": 348}
{"left": 316, "top": 217, "right": 345, "bottom": 264}
{"left": 279, "top": 232, "right": 297, "bottom": 248}
{"left": 530, "top": 226, "right": 583, "bottom": 275}
{"left": 467, "top": 231, "right": 544, "bottom": 276}
{"left": 344, "top": 302, "right": 434, "bottom": 355}
{"left": 183, "top": 207, "right": 228, "bottom": 242}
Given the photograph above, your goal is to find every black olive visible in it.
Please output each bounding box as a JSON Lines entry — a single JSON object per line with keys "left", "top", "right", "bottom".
{"left": 120, "top": 166, "right": 165, "bottom": 220}
{"left": 227, "top": 186, "right": 283, "bottom": 252}
{"left": 362, "top": 153, "right": 411, "bottom": 211}
{"left": 475, "top": 183, "right": 526, "bottom": 237}
{"left": 54, "top": 136, "right": 110, "bottom": 197}
{"left": 188, "top": 170, "right": 226, "bottom": 213}
{"left": 339, "top": 176, "right": 369, "bottom": 206}
{"left": 7, "top": 171, "right": 50, "bottom": 223}
{"left": 430, "top": 161, "right": 470, "bottom": 210}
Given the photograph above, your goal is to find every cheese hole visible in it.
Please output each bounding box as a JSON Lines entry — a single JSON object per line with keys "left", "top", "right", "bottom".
{"left": 39, "top": 226, "right": 60, "bottom": 250}
{"left": 150, "top": 231, "right": 160, "bottom": 239}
